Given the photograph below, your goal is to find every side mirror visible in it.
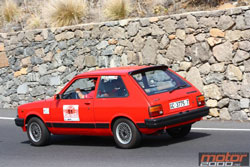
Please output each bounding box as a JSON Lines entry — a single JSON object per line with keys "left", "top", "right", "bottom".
{"left": 54, "top": 94, "right": 61, "bottom": 100}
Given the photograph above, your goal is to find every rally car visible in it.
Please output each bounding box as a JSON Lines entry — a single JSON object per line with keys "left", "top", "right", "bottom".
{"left": 15, "top": 65, "right": 209, "bottom": 148}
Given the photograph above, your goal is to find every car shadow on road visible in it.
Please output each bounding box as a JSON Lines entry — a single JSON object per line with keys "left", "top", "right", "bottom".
{"left": 52, "top": 135, "right": 116, "bottom": 147}
{"left": 21, "top": 135, "right": 115, "bottom": 147}
{"left": 21, "top": 131, "right": 210, "bottom": 148}
{"left": 141, "top": 131, "right": 210, "bottom": 147}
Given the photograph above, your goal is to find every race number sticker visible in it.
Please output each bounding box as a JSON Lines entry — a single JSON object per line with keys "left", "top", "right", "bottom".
{"left": 63, "top": 105, "right": 80, "bottom": 121}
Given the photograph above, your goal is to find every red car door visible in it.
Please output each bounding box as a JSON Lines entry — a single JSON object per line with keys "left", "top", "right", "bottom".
{"left": 94, "top": 76, "right": 136, "bottom": 122}
{"left": 49, "top": 77, "right": 98, "bottom": 135}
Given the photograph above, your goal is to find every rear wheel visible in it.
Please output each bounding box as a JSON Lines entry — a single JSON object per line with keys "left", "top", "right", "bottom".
{"left": 27, "top": 117, "right": 50, "bottom": 146}
{"left": 167, "top": 124, "right": 191, "bottom": 138}
{"left": 112, "top": 118, "right": 141, "bottom": 149}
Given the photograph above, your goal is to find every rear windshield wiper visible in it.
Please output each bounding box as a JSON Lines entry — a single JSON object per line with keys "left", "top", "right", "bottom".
{"left": 169, "top": 84, "right": 187, "bottom": 93}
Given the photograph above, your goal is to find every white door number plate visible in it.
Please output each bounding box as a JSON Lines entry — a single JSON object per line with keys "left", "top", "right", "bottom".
{"left": 170, "top": 99, "right": 189, "bottom": 110}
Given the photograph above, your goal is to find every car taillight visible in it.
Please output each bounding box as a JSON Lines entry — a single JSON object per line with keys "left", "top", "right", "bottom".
{"left": 148, "top": 105, "right": 163, "bottom": 117}
{"left": 197, "top": 95, "right": 205, "bottom": 106}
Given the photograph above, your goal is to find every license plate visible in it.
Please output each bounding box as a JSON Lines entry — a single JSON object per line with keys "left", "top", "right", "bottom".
{"left": 170, "top": 99, "right": 189, "bottom": 109}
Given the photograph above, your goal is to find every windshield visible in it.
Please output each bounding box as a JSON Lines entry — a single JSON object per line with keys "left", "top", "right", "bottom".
{"left": 131, "top": 68, "right": 190, "bottom": 95}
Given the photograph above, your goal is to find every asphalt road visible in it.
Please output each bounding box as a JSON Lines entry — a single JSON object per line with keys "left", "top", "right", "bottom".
{"left": 0, "top": 109, "right": 250, "bottom": 167}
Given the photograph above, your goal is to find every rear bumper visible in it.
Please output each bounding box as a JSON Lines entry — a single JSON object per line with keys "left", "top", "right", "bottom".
{"left": 15, "top": 118, "right": 25, "bottom": 127}
{"left": 139, "top": 106, "right": 209, "bottom": 128}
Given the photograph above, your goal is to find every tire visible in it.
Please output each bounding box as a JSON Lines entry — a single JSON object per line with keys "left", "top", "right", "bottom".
{"left": 112, "top": 118, "right": 141, "bottom": 149}
{"left": 167, "top": 124, "right": 191, "bottom": 138}
{"left": 27, "top": 117, "right": 51, "bottom": 146}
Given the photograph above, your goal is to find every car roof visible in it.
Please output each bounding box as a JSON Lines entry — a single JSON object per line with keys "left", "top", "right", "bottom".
{"left": 76, "top": 66, "right": 150, "bottom": 77}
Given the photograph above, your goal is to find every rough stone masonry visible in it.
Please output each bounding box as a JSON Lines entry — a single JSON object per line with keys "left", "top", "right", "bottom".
{"left": 0, "top": 6, "right": 250, "bottom": 121}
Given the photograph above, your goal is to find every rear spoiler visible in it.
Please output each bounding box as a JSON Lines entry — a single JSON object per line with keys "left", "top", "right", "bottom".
{"left": 128, "top": 65, "right": 168, "bottom": 75}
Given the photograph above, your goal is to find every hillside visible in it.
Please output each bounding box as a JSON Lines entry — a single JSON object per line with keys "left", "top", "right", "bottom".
{"left": 0, "top": 0, "right": 250, "bottom": 33}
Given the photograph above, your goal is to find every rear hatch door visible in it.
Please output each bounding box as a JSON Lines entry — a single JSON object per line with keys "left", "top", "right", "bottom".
{"left": 147, "top": 87, "right": 200, "bottom": 116}
{"left": 130, "top": 66, "right": 202, "bottom": 116}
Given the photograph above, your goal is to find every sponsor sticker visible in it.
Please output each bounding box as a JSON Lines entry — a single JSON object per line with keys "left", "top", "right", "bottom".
{"left": 199, "top": 152, "right": 249, "bottom": 166}
{"left": 101, "top": 76, "right": 118, "bottom": 81}
{"left": 43, "top": 108, "right": 50, "bottom": 114}
{"left": 63, "top": 105, "right": 80, "bottom": 121}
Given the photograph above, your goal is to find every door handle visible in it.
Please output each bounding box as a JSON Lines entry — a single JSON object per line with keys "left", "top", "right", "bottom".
{"left": 84, "top": 102, "right": 91, "bottom": 105}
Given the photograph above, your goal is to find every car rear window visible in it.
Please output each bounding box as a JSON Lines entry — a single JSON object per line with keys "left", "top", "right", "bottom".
{"left": 131, "top": 67, "right": 190, "bottom": 95}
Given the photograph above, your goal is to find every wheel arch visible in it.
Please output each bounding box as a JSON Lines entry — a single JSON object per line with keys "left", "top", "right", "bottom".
{"left": 25, "top": 114, "right": 45, "bottom": 125}
{"left": 111, "top": 116, "right": 138, "bottom": 131}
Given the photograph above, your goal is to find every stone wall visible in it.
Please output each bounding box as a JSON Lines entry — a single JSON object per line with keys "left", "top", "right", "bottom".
{"left": 0, "top": 6, "right": 250, "bottom": 121}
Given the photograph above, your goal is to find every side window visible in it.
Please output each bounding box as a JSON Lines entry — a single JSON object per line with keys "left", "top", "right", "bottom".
{"left": 62, "top": 77, "right": 97, "bottom": 99}
{"left": 97, "top": 76, "right": 128, "bottom": 98}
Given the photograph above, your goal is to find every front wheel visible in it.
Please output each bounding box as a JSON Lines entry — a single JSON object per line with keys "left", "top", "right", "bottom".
{"left": 112, "top": 118, "right": 141, "bottom": 149}
{"left": 167, "top": 124, "right": 191, "bottom": 138}
{"left": 27, "top": 117, "right": 51, "bottom": 146}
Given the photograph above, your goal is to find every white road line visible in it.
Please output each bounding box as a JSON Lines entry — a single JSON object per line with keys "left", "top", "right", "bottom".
{"left": 0, "top": 117, "right": 15, "bottom": 120}
{"left": 192, "top": 127, "right": 250, "bottom": 131}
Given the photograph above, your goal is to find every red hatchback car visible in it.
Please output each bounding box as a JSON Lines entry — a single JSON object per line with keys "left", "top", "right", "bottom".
{"left": 15, "top": 65, "right": 209, "bottom": 148}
